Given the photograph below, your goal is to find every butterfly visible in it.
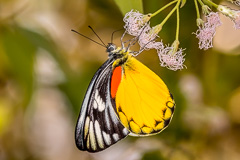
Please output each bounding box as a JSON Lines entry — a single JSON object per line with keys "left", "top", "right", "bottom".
{"left": 74, "top": 28, "right": 175, "bottom": 152}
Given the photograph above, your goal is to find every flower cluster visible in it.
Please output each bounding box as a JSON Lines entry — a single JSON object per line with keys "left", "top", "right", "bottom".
{"left": 123, "top": 10, "right": 151, "bottom": 36}
{"left": 195, "top": 12, "right": 222, "bottom": 50}
{"left": 138, "top": 25, "right": 165, "bottom": 50}
{"left": 195, "top": 2, "right": 240, "bottom": 50}
{"left": 124, "top": 10, "right": 163, "bottom": 50}
{"left": 158, "top": 41, "right": 185, "bottom": 71}
{"left": 122, "top": 0, "right": 240, "bottom": 71}
{"left": 123, "top": 9, "right": 185, "bottom": 71}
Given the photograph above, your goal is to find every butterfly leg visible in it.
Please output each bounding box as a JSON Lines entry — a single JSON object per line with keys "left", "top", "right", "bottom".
{"left": 121, "top": 30, "right": 127, "bottom": 49}
{"left": 130, "top": 39, "right": 156, "bottom": 57}
{"left": 125, "top": 23, "right": 150, "bottom": 51}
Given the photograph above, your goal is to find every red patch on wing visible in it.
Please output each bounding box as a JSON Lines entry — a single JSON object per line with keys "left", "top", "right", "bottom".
{"left": 111, "top": 66, "right": 122, "bottom": 98}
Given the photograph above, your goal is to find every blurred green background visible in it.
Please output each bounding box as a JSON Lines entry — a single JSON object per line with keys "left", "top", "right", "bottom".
{"left": 1, "top": 0, "right": 240, "bottom": 160}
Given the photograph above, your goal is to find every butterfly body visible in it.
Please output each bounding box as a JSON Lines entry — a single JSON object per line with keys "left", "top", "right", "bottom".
{"left": 75, "top": 43, "right": 175, "bottom": 152}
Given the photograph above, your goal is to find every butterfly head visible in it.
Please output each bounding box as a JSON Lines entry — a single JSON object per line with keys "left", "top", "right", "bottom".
{"left": 106, "top": 43, "right": 117, "bottom": 53}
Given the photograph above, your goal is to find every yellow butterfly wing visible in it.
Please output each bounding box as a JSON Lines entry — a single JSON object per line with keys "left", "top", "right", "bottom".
{"left": 115, "top": 56, "right": 175, "bottom": 136}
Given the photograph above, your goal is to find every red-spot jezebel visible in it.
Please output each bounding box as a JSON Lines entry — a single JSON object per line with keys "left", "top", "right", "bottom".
{"left": 73, "top": 27, "right": 175, "bottom": 152}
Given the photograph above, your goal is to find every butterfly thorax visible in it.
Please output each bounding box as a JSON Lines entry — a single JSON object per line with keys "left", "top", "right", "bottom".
{"left": 106, "top": 43, "right": 131, "bottom": 69}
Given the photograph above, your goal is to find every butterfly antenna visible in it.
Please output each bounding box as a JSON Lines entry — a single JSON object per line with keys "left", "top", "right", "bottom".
{"left": 71, "top": 29, "right": 106, "bottom": 48}
{"left": 88, "top": 26, "right": 107, "bottom": 47}
{"left": 111, "top": 29, "right": 124, "bottom": 43}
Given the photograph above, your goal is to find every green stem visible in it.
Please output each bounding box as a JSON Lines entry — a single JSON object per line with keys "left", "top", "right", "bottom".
{"left": 151, "top": 0, "right": 178, "bottom": 17}
{"left": 159, "top": 0, "right": 181, "bottom": 27}
{"left": 194, "top": 0, "right": 201, "bottom": 19}
{"left": 197, "top": 0, "right": 204, "bottom": 6}
{"left": 176, "top": 5, "right": 180, "bottom": 41}
{"left": 203, "top": 0, "right": 218, "bottom": 8}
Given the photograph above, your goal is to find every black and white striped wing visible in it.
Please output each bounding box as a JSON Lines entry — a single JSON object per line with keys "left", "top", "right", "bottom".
{"left": 75, "top": 58, "right": 129, "bottom": 152}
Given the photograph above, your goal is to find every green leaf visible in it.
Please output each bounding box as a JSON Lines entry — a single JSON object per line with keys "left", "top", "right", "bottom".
{"left": 1, "top": 26, "right": 36, "bottom": 108}
{"left": 114, "top": 0, "right": 143, "bottom": 15}
{"left": 18, "top": 27, "right": 69, "bottom": 73}
{"left": 17, "top": 27, "right": 82, "bottom": 113}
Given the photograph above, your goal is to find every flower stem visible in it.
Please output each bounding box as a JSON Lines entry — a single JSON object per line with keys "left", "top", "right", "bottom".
{"left": 176, "top": 5, "right": 180, "bottom": 41}
{"left": 197, "top": 0, "right": 204, "bottom": 6}
{"left": 159, "top": 0, "right": 181, "bottom": 27}
{"left": 203, "top": 0, "right": 218, "bottom": 8}
{"left": 151, "top": 0, "right": 178, "bottom": 18}
{"left": 194, "top": 0, "right": 201, "bottom": 19}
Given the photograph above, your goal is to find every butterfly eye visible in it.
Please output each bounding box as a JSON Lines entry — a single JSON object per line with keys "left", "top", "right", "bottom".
{"left": 106, "top": 43, "right": 116, "bottom": 53}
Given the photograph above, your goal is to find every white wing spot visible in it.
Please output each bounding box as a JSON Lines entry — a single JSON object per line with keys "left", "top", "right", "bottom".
{"left": 86, "top": 134, "right": 90, "bottom": 149}
{"left": 98, "top": 100, "right": 105, "bottom": 112}
{"left": 95, "top": 90, "right": 99, "bottom": 99}
{"left": 94, "top": 120, "right": 104, "bottom": 149}
{"left": 84, "top": 117, "right": 90, "bottom": 139}
{"left": 102, "top": 131, "right": 111, "bottom": 145}
{"left": 123, "top": 128, "right": 129, "bottom": 135}
{"left": 93, "top": 100, "right": 98, "bottom": 109}
{"left": 94, "top": 89, "right": 105, "bottom": 112}
{"left": 89, "top": 121, "right": 97, "bottom": 150}
{"left": 113, "top": 133, "right": 119, "bottom": 141}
